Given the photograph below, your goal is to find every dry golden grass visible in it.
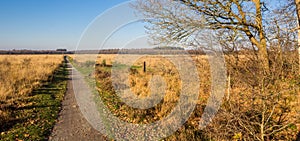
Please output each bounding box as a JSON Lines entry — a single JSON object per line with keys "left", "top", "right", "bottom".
{"left": 127, "top": 56, "right": 182, "bottom": 119}
{"left": 96, "top": 54, "right": 116, "bottom": 65}
{"left": 71, "top": 54, "right": 212, "bottom": 119}
{"left": 93, "top": 54, "right": 211, "bottom": 100}
{"left": 90, "top": 54, "right": 213, "bottom": 140}
{"left": 0, "top": 55, "right": 64, "bottom": 102}
{"left": 0, "top": 55, "right": 64, "bottom": 128}
{"left": 69, "top": 54, "right": 99, "bottom": 63}
{"left": 71, "top": 53, "right": 300, "bottom": 140}
{"left": 0, "top": 55, "right": 67, "bottom": 140}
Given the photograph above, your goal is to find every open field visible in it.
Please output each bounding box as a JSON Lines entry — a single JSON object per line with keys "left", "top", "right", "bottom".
{"left": 70, "top": 53, "right": 300, "bottom": 140}
{"left": 0, "top": 53, "right": 297, "bottom": 140}
{"left": 0, "top": 55, "right": 64, "bottom": 101}
{"left": 0, "top": 55, "right": 68, "bottom": 140}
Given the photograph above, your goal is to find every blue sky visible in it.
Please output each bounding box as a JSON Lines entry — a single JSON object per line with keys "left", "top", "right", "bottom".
{"left": 0, "top": 0, "right": 284, "bottom": 51}
{"left": 0, "top": 0, "right": 143, "bottom": 50}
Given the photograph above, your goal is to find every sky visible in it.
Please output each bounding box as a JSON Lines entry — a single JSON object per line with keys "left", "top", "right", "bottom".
{"left": 0, "top": 0, "right": 148, "bottom": 50}
{"left": 0, "top": 0, "right": 285, "bottom": 51}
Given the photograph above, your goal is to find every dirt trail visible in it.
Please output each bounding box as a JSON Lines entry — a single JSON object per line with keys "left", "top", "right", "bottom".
{"left": 49, "top": 62, "right": 107, "bottom": 141}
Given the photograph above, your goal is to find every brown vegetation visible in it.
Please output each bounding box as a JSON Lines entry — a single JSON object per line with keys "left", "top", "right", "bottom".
{"left": 86, "top": 52, "right": 300, "bottom": 140}
{"left": 0, "top": 55, "right": 64, "bottom": 126}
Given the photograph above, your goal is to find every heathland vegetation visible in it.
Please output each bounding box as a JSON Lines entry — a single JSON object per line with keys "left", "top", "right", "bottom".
{"left": 71, "top": 51, "right": 300, "bottom": 140}
{"left": 2, "top": 0, "right": 300, "bottom": 140}
{"left": 0, "top": 55, "right": 68, "bottom": 140}
{"left": 0, "top": 55, "right": 63, "bottom": 100}
{"left": 131, "top": 0, "right": 300, "bottom": 140}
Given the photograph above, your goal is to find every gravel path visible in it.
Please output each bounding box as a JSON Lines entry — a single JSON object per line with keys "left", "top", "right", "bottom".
{"left": 49, "top": 62, "right": 107, "bottom": 141}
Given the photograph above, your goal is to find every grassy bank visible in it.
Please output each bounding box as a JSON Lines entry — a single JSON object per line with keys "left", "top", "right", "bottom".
{"left": 0, "top": 60, "right": 68, "bottom": 141}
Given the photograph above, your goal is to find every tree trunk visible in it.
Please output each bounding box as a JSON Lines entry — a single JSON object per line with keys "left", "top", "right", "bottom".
{"left": 253, "top": 0, "right": 270, "bottom": 75}
{"left": 295, "top": 0, "right": 300, "bottom": 75}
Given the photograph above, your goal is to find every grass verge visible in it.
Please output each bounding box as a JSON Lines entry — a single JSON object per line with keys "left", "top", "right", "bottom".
{"left": 0, "top": 61, "right": 68, "bottom": 141}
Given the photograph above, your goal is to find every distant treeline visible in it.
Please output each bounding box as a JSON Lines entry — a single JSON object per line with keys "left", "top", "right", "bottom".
{"left": 73, "top": 48, "right": 207, "bottom": 55}
{"left": 1, "top": 48, "right": 296, "bottom": 55}
{"left": 0, "top": 50, "right": 74, "bottom": 54}
{"left": 0, "top": 47, "right": 204, "bottom": 55}
{"left": 0, "top": 49, "right": 208, "bottom": 55}
{"left": 153, "top": 46, "right": 184, "bottom": 50}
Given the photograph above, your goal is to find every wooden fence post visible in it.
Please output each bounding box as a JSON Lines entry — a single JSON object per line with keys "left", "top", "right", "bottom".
{"left": 144, "top": 61, "right": 146, "bottom": 73}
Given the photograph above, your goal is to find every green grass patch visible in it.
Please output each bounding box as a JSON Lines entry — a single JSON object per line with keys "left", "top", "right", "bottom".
{"left": 0, "top": 62, "right": 68, "bottom": 141}
{"left": 130, "top": 65, "right": 142, "bottom": 69}
{"left": 68, "top": 57, "right": 94, "bottom": 76}
{"left": 113, "top": 62, "right": 142, "bottom": 70}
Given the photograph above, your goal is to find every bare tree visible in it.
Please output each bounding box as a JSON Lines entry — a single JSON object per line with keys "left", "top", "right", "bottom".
{"left": 135, "top": 0, "right": 272, "bottom": 73}
{"left": 295, "top": 0, "right": 300, "bottom": 75}
{"left": 293, "top": 1, "right": 300, "bottom": 140}
{"left": 134, "top": 0, "right": 300, "bottom": 140}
